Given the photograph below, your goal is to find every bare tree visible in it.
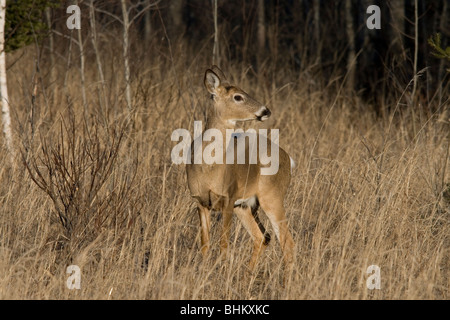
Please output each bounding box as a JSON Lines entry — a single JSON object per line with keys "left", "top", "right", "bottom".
{"left": 0, "top": 0, "right": 14, "bottom": 161}
{"left": 92, "top": 1, "right": 160, "bottom": 116}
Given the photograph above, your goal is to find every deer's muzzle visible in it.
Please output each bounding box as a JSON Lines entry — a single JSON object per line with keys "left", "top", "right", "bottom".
{"left": 255, "top": 107, "right": 271, "bottom": 121}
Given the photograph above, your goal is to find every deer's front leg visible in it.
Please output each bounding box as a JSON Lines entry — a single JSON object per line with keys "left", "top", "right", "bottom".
{"left": 197, "top": 205, "right": 211, "bottom": 256}
{"left": 220, "top": 203, "right": 234, "bottom": 260}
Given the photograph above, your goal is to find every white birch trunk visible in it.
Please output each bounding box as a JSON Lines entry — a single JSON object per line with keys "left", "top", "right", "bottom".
{"left": 212, "top": 0, "right": 219, "bottom": 66}
{"left": 121, "top": 0, "right": 132, "bottom": 113}
{"left": 0, "top": 0, "right": 14, "bottom": 159}
{"left": 89, "top": 0, "right": 108, "bottom": 116}
{"left": 77, "top": 26, "right": 87, "bottom": 115}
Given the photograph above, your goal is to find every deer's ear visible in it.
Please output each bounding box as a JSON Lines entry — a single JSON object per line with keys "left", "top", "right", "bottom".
{"left": 204, "top": 69, "right": 221, "bottom": 94}
{"left": 211, "top": 65, "right": 227, "bottom": 82}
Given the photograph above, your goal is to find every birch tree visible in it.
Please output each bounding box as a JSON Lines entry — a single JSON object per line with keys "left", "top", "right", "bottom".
{"left": 0, "top": 0, "right": 13, "bottom": 160}
{"left": 120, "top": 0, "right": 132, "bottom": 114}
{"left": 77, "top": 20, "right": 87, "bottom": 115}
{"left": 212, "top": 0, "right": 219, "bottom": 66}
{"left": 89, "top": 0, "right": 108, "bottom": 117}
{"left": 95, "top": 1, "right": 159, "bottom": 116}
{"left": 93, "top": 0, "right": 159, "bottom": 115}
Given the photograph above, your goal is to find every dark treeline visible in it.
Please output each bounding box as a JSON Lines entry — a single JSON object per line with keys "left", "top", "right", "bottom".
{"left": 7, "top": 0, "right": 450, "bottom": 114}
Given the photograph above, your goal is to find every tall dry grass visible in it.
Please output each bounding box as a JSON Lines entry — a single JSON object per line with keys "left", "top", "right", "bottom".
{"left": 0, "top": 30, "right": 448, "bottom": 300}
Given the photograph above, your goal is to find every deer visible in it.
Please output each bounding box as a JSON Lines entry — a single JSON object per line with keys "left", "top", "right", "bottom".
{"left": 186, "top": 66, "right": 295, "bottom": 274}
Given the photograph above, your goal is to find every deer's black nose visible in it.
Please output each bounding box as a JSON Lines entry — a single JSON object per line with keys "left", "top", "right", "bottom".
{"left": 261, "top": 108, "right": 271, "bottom": 118}
{"left": 256, "top": 107, "right": 271, "bottom": 121}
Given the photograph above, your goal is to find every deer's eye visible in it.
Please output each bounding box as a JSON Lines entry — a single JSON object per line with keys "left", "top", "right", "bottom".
{"left": 233, "top": 94, "right": 244, "bottom": 102}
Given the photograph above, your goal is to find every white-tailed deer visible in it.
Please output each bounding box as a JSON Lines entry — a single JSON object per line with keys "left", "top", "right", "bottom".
{"left": 186, "top": 66, "right": 295, "bottom": 272}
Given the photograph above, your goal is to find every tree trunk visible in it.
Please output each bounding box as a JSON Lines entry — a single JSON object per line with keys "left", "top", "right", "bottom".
{"left": 411, "top": 0, "right": 419, "bottom": 103}
{"left": 0, "top": 0, "right": 14, "bottom": 161}
{"left": 313, "top": 0, "right": 321, "bottom": 64}
{"left": 45, "top": 7, "right": 55, "bottom": 121}
{"left": 170, "top": 0, "right": 183, "bottom": 40}
{"left": 120, "top": 0, "right": 132, "bottom": 114}
{"left": 293, "top": 0, "right": 303, "bottom": 68}
{"left": 77, "top": 26, "right": 87, "bottom": 115}
{"left": 389, "top": 0, "right": 405, "bottom": 57}
{"left": 212, "top": 0, "right": 219, "bottom": 66}
{"left": 438, "top": 1, "right": 449, "bottom": 102}
{"left": 89, "top": 0, "right": 108, "bottom": 118}
{"left": 256, "top": 0, "right": 265, "bottom": 72}
{"left": 257, "top": 0, "right": 265, "bottom": 57}
{"left": 144, "top": 0, "right": 152, "bottom": 45}
{"left": 345, "top": 0, "right": 356, "bottom": 91}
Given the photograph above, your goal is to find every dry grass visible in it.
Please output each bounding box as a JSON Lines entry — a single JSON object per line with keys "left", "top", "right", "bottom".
{"left": 0, "top": 34, "right": 448, "bottom": 300}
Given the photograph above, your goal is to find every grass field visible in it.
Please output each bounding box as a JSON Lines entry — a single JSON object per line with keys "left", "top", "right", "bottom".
{"left": 0, "top": 32, "right": 448, "bottom": 300}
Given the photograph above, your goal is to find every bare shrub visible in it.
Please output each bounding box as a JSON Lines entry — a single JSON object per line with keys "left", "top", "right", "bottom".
{"left": 22, "top": 116, "right": 139, "bottom": 253}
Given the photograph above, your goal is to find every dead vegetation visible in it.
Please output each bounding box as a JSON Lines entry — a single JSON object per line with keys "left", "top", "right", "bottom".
{"left": 0, "top": 6, "right": 448, "bottom": 299}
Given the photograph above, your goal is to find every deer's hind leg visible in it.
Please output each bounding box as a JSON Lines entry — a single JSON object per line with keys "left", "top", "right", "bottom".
{"left": 258, "top": 197, "right": 294, "bottom": 269}
{"left": 234, "top": 198, "right": 271, "bottom": 272}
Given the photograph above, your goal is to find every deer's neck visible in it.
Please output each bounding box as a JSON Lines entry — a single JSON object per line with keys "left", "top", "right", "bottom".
{"left": 205, "top": 114, "right": 236, "bottom": 134}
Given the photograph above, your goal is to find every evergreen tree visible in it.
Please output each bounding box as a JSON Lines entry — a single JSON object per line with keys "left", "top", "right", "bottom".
{"left": 5, "top": 0, "right": 59, "bottom": 52}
